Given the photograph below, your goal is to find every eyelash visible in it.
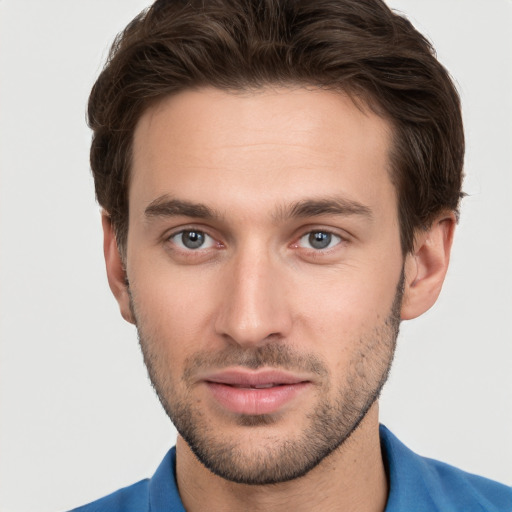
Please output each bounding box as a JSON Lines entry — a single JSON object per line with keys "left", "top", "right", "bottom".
{"left": 166, "top": 227, "right": 345, "bottom": 255}
{"left": 295, "top": 231, "right": 343, "bottom": 251}
{"left": 167, "top": 229, "right": 220, "bottom": 251}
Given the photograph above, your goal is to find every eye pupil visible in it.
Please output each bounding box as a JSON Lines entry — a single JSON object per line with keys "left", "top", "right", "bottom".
{"left": 182, "top": 230, "right": 205, "bottom": 249}
{"left": 309, "top": 231, "right": 331, "bottom": 249}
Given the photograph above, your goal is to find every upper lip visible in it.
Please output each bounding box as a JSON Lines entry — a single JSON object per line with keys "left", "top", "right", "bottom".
{"left": 201, "top": 368, "right": 310, "bottom": 388}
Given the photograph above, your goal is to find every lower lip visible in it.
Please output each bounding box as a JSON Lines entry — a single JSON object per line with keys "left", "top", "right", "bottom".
{"left": 205, "top": 382, "right": 310, "bottom": 415}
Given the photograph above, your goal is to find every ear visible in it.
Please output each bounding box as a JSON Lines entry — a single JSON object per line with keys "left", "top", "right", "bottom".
{"left": 401, "top": 212, "right": 456, "bottom": 320}
{"left": 102, "top": 213, "right": 135, "bottom": 324}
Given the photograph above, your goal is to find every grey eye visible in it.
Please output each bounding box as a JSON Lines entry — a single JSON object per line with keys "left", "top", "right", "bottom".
{"left": 298, "top": 231, "right": 341, "bottom": 250}
{"left": 309, "top": 232, "right": 331, "bottom": 249}
{"left": 171, "top": 230, "right": 215, "bottom": 250}
{"left": 182, "top": 231, "right": 205, "bottom": 249}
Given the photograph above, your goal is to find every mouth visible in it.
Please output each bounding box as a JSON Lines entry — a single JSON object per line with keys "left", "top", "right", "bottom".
{"left": 226, "top": 383, "right": 284, "bottom": 389}
{"left": 202, "top": 369, "right": 311, "bottom": 416}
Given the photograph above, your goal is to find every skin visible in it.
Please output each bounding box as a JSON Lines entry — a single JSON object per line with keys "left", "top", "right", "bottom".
{"left": 103, "top": 87, "right": 455, "bottom": 512}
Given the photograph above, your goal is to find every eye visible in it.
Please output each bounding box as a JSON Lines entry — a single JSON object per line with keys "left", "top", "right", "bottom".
{"left": 298, "top": 231, "right": 342, "bottom": 250}
{"left": 169, "top": 230, "right": 216, "bottom": 250}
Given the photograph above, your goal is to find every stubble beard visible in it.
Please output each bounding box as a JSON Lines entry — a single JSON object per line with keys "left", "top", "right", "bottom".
{"left": 131, "top": 272, "right": 403, "bottom": 485}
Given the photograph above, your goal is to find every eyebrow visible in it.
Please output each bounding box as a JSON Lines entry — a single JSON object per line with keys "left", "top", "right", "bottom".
{"left": 144, "top": 195, "right": 373, "bottom": 223}
{"left": 145, "top": 196, "right": 220, "bottom": 220}
{"left": 274, "top": 197, "right": 373, "bottom": 222}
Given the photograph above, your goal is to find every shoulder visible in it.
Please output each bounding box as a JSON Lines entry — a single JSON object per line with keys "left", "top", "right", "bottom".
{"left": 69, "top": 479, "right": 150, "bottom": 512}
{"left": 421, "top": 456, "right": 512, "bottom": 512}
{"left": 68, "top": 447, "right": 184, "bottom": 512}
{"left": 380, "top": 425, "right": 512, "bottom": 512}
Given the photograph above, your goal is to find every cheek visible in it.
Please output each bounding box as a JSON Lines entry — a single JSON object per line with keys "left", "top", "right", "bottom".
{"left": 298, "top": 269, "right": 396, "bottom": 317}
{"left": 130, "top": 266, "right": 220, "bottom": 354}
{"left": 293, "top": 267, "right": 400, "bottom": 351}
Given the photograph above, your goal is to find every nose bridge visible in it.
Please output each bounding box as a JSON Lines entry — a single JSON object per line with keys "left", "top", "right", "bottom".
{"left": 215, "top": 240, "right": 291, "bottom": 347}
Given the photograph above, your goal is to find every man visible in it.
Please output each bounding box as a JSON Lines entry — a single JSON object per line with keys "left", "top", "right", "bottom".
{"left": 71, "top": 0, "right": 511, "bottom": 510}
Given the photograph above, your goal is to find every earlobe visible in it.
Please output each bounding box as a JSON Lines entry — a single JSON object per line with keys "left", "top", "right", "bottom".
{"left": 102, "top": 213, "right": 135, "bottom": 324}
{"left": 401, "top": 213, "right": 456, "bottom": 320}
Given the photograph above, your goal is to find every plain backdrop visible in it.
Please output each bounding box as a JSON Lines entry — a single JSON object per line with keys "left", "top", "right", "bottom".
{"left": 1, "top": 1, "right": 511, "bottom": 511}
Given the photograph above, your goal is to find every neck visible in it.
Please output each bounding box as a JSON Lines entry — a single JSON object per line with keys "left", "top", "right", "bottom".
{"left": 176, "top": 403, "right": 388, "bottom": 512}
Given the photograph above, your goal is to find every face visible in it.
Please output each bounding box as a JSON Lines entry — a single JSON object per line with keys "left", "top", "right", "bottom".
{"left": 124, "top": 87, "right": 404, "bottom": 484}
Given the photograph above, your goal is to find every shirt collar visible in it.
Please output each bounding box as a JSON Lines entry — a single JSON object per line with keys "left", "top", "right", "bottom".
{"left": 147, "top": 426, "right": 497, "bottom": 512}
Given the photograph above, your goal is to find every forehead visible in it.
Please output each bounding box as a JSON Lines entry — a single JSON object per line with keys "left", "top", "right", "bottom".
{"left": 130, "top": 86, "right": 396, "bottom": 219}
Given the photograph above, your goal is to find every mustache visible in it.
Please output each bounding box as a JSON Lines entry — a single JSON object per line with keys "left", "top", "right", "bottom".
{"left": 181, "top": 343, "right": 329, "bottom": 383}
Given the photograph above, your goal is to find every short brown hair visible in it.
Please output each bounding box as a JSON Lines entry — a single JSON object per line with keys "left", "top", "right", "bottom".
{"left": 88, "top": 0, "right": 464, "bottom": 255}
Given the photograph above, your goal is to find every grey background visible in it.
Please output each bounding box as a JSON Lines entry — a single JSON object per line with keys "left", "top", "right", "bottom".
{"left": 0, "top": 1, "right": 511, "bottom": 511}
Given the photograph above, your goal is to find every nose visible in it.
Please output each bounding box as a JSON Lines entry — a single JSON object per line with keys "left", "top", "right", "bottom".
{"left": 214, "top": 248, "right": 293, "bottom": 348}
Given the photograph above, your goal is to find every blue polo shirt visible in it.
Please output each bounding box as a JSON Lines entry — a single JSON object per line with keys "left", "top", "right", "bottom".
{"left": 71, "top": 425, "right": 512, "bottom": 511}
